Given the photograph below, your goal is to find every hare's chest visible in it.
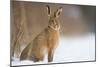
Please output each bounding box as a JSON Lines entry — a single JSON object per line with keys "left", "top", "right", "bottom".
{"left": 46, "top": 31, "right": 59, "bottom": 48}
{"left": 48, "top": 31, "right": 59, "bottom": 41}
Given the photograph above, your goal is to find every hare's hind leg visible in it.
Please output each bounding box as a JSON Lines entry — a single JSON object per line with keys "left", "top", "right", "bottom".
{"left": 34, "top": 55, "right": 44, "bottom": 62}
{"left": 34, "top": 51, "right": 45, "bottom": 62}
{"left": 30, "top": 54, "right": 44, "bottom": 62}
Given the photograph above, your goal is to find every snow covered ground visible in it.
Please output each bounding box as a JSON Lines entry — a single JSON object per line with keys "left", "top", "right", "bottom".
{"left": 12, "top": 33, "right": 95, "bottom": 66}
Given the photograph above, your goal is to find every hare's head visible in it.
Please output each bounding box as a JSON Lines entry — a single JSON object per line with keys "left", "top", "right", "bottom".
{"left": 46, "top": 5, "right": 62, "bottom": 31}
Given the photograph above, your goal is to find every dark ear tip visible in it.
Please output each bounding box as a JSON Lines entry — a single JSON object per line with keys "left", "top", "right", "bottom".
{"left": 59, "top": 7, "right": 63, "bottom": 9}
{"left": 46, "top": 5, "right": 49, "bottom": 7}
{"left": 59, "top": 7, "right": 63, "bottom": 12}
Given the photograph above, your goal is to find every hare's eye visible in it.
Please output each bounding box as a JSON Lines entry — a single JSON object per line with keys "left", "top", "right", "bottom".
{"left": 58, "top": 12, "right": 60, "bottom": 16}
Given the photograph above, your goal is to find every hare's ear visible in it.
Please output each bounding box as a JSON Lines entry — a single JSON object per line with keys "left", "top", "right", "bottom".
{"left": 55, "top": 7, "right": 62, "bottom": 18}
{"left": 46, "top": 5, "right": 51, "bottom": 17}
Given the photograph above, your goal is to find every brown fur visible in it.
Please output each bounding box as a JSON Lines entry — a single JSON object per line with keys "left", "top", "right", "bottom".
{"left": 20, "top": 5, "right": 62, "bottom": 62}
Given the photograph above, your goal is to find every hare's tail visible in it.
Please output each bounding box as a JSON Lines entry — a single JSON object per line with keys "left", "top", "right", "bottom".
{"left": 20, "top": 42, "right": 33, "bottom": 61}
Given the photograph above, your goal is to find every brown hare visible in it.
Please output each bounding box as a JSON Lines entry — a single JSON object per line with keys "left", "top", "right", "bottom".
{"left": 20, "top": 5, "right": 62, "bottom": 62}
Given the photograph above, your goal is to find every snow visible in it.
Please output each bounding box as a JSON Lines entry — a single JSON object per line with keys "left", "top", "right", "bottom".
{"left": 12, "top": 33, "right": 95, "bottom": 66}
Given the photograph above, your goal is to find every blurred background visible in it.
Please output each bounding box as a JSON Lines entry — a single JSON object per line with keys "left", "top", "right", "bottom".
{"left": 11, "top": 1, "right": 96, "bottom": 66}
